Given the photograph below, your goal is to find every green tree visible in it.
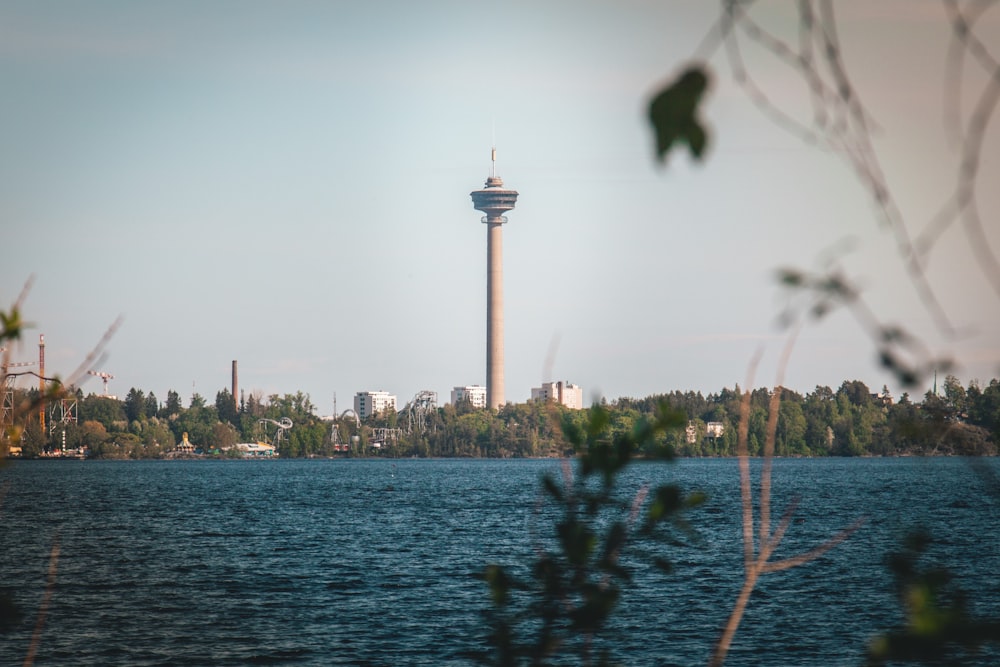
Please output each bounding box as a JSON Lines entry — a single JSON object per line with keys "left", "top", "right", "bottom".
{"left": 163, "top": 390, "right": 182, "bottom": 417}
{"left": 140, "top": 417, "right": 174, "bottom": 454}
{"left": 210, "top": 421, "right": 238, "bottom": 451}
{"left": 79, "top": 394, "right": 126, "bottom": 429}
{"left": 776, "top": 400, "right": 808, "bottom": 456}
{"left": 19, "top": 420, "right": 46, "bottom": 458}
{"left": 123, "top": 387, "right": 146, "bottom": 423}
{"left": 79, "top": 420, "right": 110, "bottom": 456}
{"left": 144, "top": 391, "right": 159, "bottom": 418}
{"left": 215, "top": 388, "right": 238, "bottom": 426}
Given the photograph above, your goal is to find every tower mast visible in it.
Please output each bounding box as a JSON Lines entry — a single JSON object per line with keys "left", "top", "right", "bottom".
{"left": 38, "top": 334, "right": 45, "bottom": 431}
{"left": 470, "top": 147, "right": 519, "bottom": 410}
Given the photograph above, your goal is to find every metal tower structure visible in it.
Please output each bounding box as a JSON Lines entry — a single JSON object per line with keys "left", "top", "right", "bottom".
{"left": 470, "top": 147, "right": 518, "bottom": 410}
{"left": 1, "top": 350, "right": 35, "bottom": 436}
{"left": 405, "top": 390, "right": 438, "bottom": 433}
{"left": 49, "top": 396, "right": 78, "bottom": 436}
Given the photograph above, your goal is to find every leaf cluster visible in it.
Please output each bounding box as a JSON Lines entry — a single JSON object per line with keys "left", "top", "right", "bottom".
{"left": 866, "top": 529, "right": 1000, "bottom": 666}
{"left": 475, "top": 401, "right": 704, "bottom": 666}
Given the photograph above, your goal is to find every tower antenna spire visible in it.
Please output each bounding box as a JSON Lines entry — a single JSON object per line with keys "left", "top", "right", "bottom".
{"left": 491, "top": 120, "right": 497, "bottom": 178}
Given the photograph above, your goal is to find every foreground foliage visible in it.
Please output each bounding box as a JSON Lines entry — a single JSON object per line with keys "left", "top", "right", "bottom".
{"left": 473, "top": 401, "right": 704, "bottom": 666}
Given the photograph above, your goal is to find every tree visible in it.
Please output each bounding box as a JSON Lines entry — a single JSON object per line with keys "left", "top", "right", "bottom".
{"left": 79, "top": 420, "right": 109, "bottom": 455}
{"left": 943, "top": 374, "right": 969, "bottom": 418}
{"left": 210, "top": 421, "right": 238, "bottom": 451}
{"left": 215, "top": 388, "right": 238, "bottom": 426}
{"left": 163, "top": 390, "right": 182, "bottom": 418}
{"left": 140, "top": 417, "right": 174, "bottom": 454}
{"left": 776, "top": 400, "right": 808, "bottom": 456}
{"left": 144, "top": 391, "right": 159, "bottom": 418}
{"left": 123, "top": 387, "right": 146, "bottom": 423}
{"left": 79, "top": 395, "right": 126, "bottom": 430}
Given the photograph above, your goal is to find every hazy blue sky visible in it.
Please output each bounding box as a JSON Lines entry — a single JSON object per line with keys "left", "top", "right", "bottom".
{"left": 3, "top": 1, "right": 998, "bottom": 413}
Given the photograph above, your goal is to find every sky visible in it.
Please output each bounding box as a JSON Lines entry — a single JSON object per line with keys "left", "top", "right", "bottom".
{"left": 2, "top": 1, "right": 998, "bottom": 414}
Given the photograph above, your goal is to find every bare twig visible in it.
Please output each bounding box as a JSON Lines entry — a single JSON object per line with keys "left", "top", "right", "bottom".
{"left": 23, "top": 538, "right": 60, "bottom": 667}
{"left": 702, "top": 0, "right": 1000, "bottom": 367}
{"left": 708, "top": 331, "right": 864, "bottom": 667}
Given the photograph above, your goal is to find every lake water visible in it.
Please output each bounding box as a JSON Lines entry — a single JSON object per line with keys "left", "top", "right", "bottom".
{"left": 1, "top": 457, "right": 998, "bottom": 666}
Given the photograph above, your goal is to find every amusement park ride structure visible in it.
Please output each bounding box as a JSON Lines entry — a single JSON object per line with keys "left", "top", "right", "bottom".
{"left": 258, "top": 417, "right": 293, "bottom": 449}
{"left": 0, "top": 350, "right": 34, "bottom": 435}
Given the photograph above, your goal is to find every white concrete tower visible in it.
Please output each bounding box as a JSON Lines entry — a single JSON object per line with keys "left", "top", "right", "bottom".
{"left": 470, "top": 148, "right": 518, "bottom": 410}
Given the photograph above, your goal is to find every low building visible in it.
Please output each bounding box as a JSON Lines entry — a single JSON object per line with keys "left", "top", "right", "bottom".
{"left": 530, "top": 381, "right": 583, "bottom": 410}
{"left": 685, "top": 422, "right": 698, "bottom": 444}
{"left": 451, "top": 385, "right": 487, "bottom": 409}
{"left": 354, "top": 390, "right": 397, "bottom": 420}
{"left": 235, "top": 442, "right": 277, "bottom": 458}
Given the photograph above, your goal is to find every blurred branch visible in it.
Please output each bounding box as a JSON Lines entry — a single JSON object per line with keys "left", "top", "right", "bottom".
{"left": 776, "top": 263, "right": 952, "bottom": 387}
{"left": 22, "top": 538, "right": 59, "bottom": 667}
{"left": 708, "top": 333, "right": 863, "bottom": 667}
{"left": 651, "top": 2, "right": 1000, "bottom": 387}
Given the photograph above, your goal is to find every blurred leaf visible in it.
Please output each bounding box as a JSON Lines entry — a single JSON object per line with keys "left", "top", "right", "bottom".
{"left": 541, "top": 473, "right": 563, "bottom": 501}
{"left": 777, "top": 268, "right": 805, "bottom": 287}
{"left": 484, "top": 564, "right": 512, "bottom": 606}
{"left": 652, "top": 556, "right": 674, "bottom": 575}
{"left": 685, "top": 490, "right": 708, "bottom": 509}
{"left": 867, "top": 529, "right": 1000, "bottom": 665}
{"left": 0, "top": 591, "right": 21, "bottom": 633}
{"left": 0, "top": 307, "right": 22, "bottom": 342}
{"left": 647, "top": 484, "right": 683, "bottom": 523}
{"left": 648, "top": 65, "right": 711, "bottom": 164}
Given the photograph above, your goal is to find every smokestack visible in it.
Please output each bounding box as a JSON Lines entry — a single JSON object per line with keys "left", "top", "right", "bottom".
{"left": 232, "top": 360, "right": 239, "bottom": 410}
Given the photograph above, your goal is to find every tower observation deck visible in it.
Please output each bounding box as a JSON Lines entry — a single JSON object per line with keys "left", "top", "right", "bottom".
{"left": 470, "top": 148, "right": 519, "bottom": 410}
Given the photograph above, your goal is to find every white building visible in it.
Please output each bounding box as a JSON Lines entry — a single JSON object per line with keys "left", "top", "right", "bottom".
{"left": 451, "top": 385, "right": 487, "bottom": 409}
{"left": 354, "top": 390, "right": 397, "bottom": 420}
{"left": 530, "top": 381, "right": 584, "bottom": 410}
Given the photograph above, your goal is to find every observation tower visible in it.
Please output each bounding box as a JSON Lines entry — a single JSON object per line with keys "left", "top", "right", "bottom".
{"left": 470, "top": 148, "right": 518, "bottom": 410}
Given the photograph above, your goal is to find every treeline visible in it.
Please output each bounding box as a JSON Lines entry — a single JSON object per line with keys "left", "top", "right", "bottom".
{"left": 13, "top": 376, "right": 999, "bottom": 459}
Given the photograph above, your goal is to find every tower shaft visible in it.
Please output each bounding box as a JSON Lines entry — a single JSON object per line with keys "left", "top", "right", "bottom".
{"left": 38, "top": 334, "right": 45, "bottom": 432}
{"left": 471, "top": 149, "right": 518, "bottom": 411}
{"left": 232, "top": 360, "right": 239, "bottom": 410}
{"left": 486, "top": 221, "right": 504, "bottom": 409}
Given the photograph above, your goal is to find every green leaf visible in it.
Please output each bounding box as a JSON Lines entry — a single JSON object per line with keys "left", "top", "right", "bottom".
{"left": 484, "top": 564, "right": 511, "bottom": 606}
{"left": 648, "top": 65, "right": 711, "bottom": 164}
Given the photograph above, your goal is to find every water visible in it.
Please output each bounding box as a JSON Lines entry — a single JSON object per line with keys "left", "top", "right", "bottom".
{"left": 1, "top": 457, "right": 998, "bottom": 666}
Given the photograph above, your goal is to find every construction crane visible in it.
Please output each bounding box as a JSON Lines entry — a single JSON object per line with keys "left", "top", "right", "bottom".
{"left": 87, "top": 370, "right": 115, "bottom": 397}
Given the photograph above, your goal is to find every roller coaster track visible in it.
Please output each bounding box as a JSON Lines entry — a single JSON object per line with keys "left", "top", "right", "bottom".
{"left": 258, "top": 417, "right": 293, "bottom": 448}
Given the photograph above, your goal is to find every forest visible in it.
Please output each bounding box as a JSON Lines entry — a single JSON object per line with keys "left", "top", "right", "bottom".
{"left": 10, "top": 375, "right": 999, "bottom": 459}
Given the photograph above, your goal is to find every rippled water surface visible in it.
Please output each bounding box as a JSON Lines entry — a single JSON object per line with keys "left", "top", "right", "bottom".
{"left": 1, "top": 457, "right": 998, "bottom": 665}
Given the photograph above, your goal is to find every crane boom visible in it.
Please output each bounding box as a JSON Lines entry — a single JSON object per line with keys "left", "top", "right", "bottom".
{"left": 87, "top": 370, "right": 115, "bottom": 396}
